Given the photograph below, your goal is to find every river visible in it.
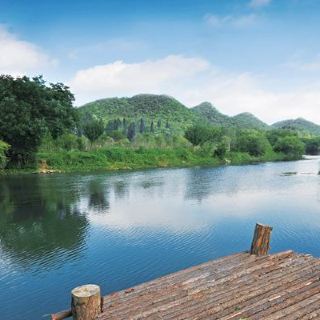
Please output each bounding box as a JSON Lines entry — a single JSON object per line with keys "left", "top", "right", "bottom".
{"left": 1, "top": 157, "right": 320, "bottom": 319}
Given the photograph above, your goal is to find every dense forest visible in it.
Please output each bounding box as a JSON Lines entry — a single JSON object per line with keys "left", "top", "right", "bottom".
{"left": 1, "top": 75, "right": 320, "bottom": 173}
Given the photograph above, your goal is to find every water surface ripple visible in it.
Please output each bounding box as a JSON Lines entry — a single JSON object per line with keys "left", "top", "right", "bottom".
{"left": 1, "top": 158, "right": 320, "bottom": 319}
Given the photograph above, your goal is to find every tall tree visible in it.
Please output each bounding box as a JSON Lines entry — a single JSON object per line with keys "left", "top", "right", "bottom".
{"left": 127, "top": 122, "right": 136, "bottom": 141}
{"left": 150, "top": 121, "right": 154, "bottom": 133}
{"left": 83, "top": 119, "right": 104, "bottom": 143}
{"left": 139, "top": 118, "right": 145, "bottom": 134}
{"left": 0, "top": 75, "right": 77, "bottom": 165}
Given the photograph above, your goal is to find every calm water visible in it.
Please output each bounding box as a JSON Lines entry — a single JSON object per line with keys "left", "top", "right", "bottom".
{"left": 1, "top": 158, "right": 320, "bottom": 320}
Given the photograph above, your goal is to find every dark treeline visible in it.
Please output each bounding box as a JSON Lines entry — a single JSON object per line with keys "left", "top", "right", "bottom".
{"left": 0, "top": 75, "right": 319, "bottom": 171}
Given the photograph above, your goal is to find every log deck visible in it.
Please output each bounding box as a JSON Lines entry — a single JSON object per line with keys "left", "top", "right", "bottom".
{"left": 97, "top": 250, "right": 320, "bottom": 320}
{"left": 52, "top": 224, "right": 320, "bottom": 319}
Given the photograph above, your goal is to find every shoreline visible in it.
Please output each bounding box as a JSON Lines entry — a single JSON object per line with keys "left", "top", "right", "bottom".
{"left": 0, "top": 149, "right": 303, "bottom": 176}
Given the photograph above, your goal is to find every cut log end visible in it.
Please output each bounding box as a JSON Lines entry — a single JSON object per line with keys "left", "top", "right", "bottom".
{"left": 71, "top": 284, "right": 102, "bottom": 320}
{"left": 250, "top": 223, "right": 273, "bottom": 256}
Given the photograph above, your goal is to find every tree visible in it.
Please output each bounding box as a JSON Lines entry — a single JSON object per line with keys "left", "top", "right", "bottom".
{"left": 83, "top": 119, "right": 104, "bottom": 143}
{"left": 0, "top": 140, "right": 9, "bottom": 168}
{"left": 235, "top": 130, "right": 270, "bottom": 157}
{"left": 157, "top": 119, "right": 161, "bottom": 129}
{"left": 139, "top": 118, "right": 145, "bottom": 134}
{"left": 0, "top": 75, "right": 77, "bottom": 165}
{"left": 166, "top": 120, "right": 170, "bottom": 129}
{"left": 274, "top": 136, "right": 305, "bottom": 159}
{"left": 150, "top": 121, "right": 154, "bottom": 133}
{"left": 185, "top": 125, "right": 222, "bottom": 146}
{"left": 127, "top": 122, "right": 136, "bottom": 141}
{"left": 304, "top": 137, "right": 320, "bottom": 155}
{"left": 215, "top": 136, "right": 231, "bottom": 158}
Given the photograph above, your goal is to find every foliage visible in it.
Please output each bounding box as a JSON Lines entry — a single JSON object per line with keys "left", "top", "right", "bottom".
{"left": 272, "top": 118, "right": 320, "bottom": 136}
{"left": 304, "top": 137, "right": 320, "bottom": 155}
{"left": 127, "top": 122, "right": 136, "bottom": 141}
{"left": 234, "top": 130, "right": 271, "bottom": 157}
{"left": 139, "top": 118, "right": 146, "bottom": 133}
{"left": 231, "top": 112, "right": 270, "bottom": 130}
{"left": 0, "top": 140, "right": 9, "bottom": 168}
{"left": 83, "top": 119, "right": 104, "bottom": 143}
{"left": 192, "top": 102, "right": 270, "bottom": 130}
{"left": 78, "top": 94, "right": 203, "bottom": 133}
{"left": 184, "top": 125, "right": 222, "bottom": 146}
{"left": 0, "top": 75, "right": 76, "bottom": 166}
{"left": 274, "top": 136, "right": 305, "bottom": 159}
{"left": 215, "top": 136, "right": 231, "bottom": 158}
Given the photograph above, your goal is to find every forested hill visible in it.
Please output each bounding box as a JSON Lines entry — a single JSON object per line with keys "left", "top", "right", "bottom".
{"left": 79, "top": 94, "right": 271, "bottom": 130}
{"left": 192, "top": 102, "right": 270, "bottom": 130}
{"left": 192, "top": 102, "right": 233, "bottom": 126}
{"left": 79, "top": 94, "right": 203, "bottom": 130}
{"left": 79, "top": 94, "right": 320, "bottom": 135}
{"left": 231, "top": 112, "right": 270, "bottom": 130}
{"left": 272, "top": 118, "right": 320, "bottom": 135}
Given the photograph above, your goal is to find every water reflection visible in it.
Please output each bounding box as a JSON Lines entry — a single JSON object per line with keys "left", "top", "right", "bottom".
{"left": 88, "top": 180, "right": 110, "bottom": 213}
{"left": 0, "top": 176, "right": 88, "bottom": 268}
{"left": 1, "top": 159, "right": 320, "bottom": 320}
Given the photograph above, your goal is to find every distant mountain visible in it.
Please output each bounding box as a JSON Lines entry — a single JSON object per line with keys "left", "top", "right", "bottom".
{"left": 192, "top": 102, "right": 269, "bottom": 130}
{"left": 191, "top": 102, "right": 232, "bottom": 126}
{"left": 79, "top": 94, "right": 320, "bottom": 134}
{"left": 232, "top": 112, "right": 270, "bottom": 130}
{"left": 79, "top": 94, "right": 202, "bottom": 130}
{"left": 272, "top": 118, "right": 320, "bottom": 135}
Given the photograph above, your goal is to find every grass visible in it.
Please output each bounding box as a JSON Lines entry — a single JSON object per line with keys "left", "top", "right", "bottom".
{"left": 36, "top": 146, "right": 222, "bottom": 172}
{"left": 0, "top": 146, "right": 300, "bottom": 175}
{"left": 31, "top": 146, "right": 297, "bottom": 173}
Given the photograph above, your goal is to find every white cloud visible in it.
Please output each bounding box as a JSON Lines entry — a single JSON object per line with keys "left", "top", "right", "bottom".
{"left": 249, "top": 0, "right": 272, "bottom": 8}
{"left": 0, "top": 26, "right": 56, "bottom": 76}
{"left": 70, "top": 55, "right": 209, "bottom": 102}
{"left": 69, "top": 55, "right": 320, "bottom": 124}
{"left": 204, "top": 13, "right": 257, "bottom": 28}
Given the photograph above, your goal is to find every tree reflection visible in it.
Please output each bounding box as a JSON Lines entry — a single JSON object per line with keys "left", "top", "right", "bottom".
{"left": 0, "top": 175, "right": 88, "bottom": 268}
{"left": 88, "top": 179, "right": 110, "bottom": 213}
{"left": 113, "top": 180, "right": 128, "bottom": 200}
{"left": 184, "top": 168, "right": 215, "bottom": 202}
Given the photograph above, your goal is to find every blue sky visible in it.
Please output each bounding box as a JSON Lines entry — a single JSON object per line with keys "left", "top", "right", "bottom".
{"left": 1, "top": 0, "right": 320, "bottom": 123}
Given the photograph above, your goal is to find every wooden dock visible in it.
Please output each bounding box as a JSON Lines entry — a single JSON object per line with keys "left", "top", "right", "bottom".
{"left": 97, "top": 250, "right": 320, "bottom": 320}
{"left": 51, "top": 224, "right": 320, "bottom": 320}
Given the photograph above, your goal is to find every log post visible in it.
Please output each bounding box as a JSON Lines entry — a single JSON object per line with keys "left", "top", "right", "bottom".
{"left": 71, "top": 284, "right": 102, "bottom": 320}
{"left": 250, "top": 223, "right": 273, "bottom": 256}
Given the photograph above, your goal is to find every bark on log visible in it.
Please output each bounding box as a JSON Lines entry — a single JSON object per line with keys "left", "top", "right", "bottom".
{"left": 51, "top": 309, "right": 72, "bottom": 320}
{"left": 250, "top": 223, "right": 273, "bottom": 256}
{"left": 71, "top": 284, "right": 102, "bottom": 320}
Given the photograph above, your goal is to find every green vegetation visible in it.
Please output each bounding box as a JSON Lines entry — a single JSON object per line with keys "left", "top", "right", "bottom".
{"left": 272, "top": 118, "right": 320, "bottom": 136}
{"left": 0, "top": 75, "right": 76, "bottom": 166}
{"left": 0, "top": 75, "right": 319, "bottom": 174}
{"left": 0, "top": 140, "right": 9, "bottom": 169}
{"left": 231, "top": 112, "right": 270, "bottom": 130}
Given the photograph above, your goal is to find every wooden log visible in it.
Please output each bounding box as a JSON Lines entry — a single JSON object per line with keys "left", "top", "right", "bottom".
{"left": 51, "top": 309, "right": 72, "bottom": 320}
{"left": 250, "top": 223, "right": 273, "bottom": 256}
{"left": 71, "top": 284, "right": 102, "bottom": 320}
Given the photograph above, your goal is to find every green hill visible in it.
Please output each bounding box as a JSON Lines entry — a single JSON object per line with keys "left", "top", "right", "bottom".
{"left": 272, "top": 118, "right": 320, "bottom": 135}
{"left": 192, "top": 102, "right": 269, "bottom": 130}
{"left": 232, "top": 112, "right": 270, "bottom": 130}
{"left": 79, "top": 94, "right": 202, "bottom": 130}
{"left": 191, "top": 102, "right": 232, "bottom": 126}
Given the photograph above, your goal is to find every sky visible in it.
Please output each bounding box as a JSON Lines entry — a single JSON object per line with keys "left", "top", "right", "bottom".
{"left": 1, "top": 0, "right": 320, "bottom": 123}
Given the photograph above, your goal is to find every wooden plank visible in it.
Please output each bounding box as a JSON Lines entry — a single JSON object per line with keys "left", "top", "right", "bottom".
{"left": 100, "top": 252, "right": 295, "bottom": 319}
{"left": 96, "top": 251, "right": 320, "bottom": 320}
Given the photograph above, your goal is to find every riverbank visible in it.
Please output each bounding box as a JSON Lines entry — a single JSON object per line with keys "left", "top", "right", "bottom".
{"left": 0, "top": 146, "right": 296, "bottom": 175}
